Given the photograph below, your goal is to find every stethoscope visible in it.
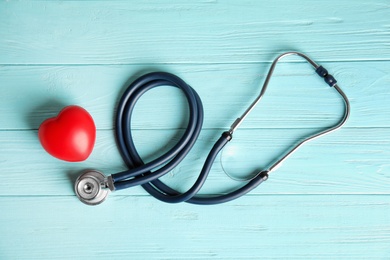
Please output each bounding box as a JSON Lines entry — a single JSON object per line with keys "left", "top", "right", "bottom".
{"left": 75, "top": 51, "right": 351, "bottom": 205}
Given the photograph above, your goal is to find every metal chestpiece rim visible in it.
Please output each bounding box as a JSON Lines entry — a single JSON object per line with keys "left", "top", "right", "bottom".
{"left": 75, "top": 170, "right": 111, "bottom": 206}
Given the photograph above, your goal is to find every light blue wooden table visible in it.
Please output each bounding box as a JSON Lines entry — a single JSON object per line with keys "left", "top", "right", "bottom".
{"left": 1, "top": 1, "right": 389, "bottom": 259}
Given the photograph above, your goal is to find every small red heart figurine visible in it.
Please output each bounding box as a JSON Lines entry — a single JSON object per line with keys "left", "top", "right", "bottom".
{"left": 38, "top": 105, "right": 96, "bottom": 162}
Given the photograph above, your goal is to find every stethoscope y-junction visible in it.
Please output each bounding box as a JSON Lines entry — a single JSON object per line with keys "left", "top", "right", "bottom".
{"left": 75, "top": 51, "right": 350, "bottom": 205}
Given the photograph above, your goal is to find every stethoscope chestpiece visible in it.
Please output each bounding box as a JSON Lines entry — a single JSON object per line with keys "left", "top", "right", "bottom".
{"left": 74, "top": 170, "right": 114, "bottom": 205}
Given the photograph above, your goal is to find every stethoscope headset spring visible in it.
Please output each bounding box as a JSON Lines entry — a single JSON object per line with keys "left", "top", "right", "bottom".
{"left": 75, "top": 51, "right": 350, "bottom": 205}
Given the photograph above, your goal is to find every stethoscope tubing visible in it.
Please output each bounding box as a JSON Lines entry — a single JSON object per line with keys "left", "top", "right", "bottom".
{"left": 111, "top": 71, "right": 269, "bottom": 204}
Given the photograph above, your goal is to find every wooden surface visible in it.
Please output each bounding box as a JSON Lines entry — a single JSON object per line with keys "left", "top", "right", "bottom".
{"left": 1, "top": 1, "right": 389, "bottom": 259}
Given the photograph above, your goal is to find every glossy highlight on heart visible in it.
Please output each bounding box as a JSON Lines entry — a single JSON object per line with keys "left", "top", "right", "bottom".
{"left": 38, "top": 105, "right": 96, "bottom": 162}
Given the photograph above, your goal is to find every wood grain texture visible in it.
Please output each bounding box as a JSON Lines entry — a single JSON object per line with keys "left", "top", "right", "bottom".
{"left": 1, "top": 1, "right": 389, "bottom": 64}
{"left": 1, "top": 0, "right": 390, "bottom": 259}
{"left": 0, "top": 128, "right": 389, "bottom": 196}
{"left": 0, "top": 61, "right": 387, "bottom": 130}
{"left": 0, "top": 195, "right": 390, "bottom": 259}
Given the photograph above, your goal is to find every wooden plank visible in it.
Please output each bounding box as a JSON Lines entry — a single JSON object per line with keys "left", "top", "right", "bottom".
{"left": 1, "top": 1, "right": 389, "bottom": 64}
{"left": 0, "top": 61, "right": 387, "bottom": 130}
{"left": 1, "top": 127, "right": 389, "bottom": 196}
{"left": 1, "top": 1, "right": 389, "bottom": 260}
{"left": 0, "top": 195, "right": 389, "bottom": 259}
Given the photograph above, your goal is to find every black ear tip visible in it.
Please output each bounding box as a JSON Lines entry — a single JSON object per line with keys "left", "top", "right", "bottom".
{"left": 316, "top": 65, "right": 328, "bottom": 77}
{"left": 316, "top": 66, "right": 337, "bottom": 87}
{"left": 324, "top": 74, "right": 337, "bottom": 87}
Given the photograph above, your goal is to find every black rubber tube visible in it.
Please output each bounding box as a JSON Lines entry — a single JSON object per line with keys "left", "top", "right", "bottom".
{"left": 112, "top": 72, "right": 268, "bottom": 204}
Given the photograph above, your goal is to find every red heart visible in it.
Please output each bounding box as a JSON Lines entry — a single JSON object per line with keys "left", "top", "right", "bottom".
{"left": 38, "top": 105, "right": 96, "bottom": 162}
